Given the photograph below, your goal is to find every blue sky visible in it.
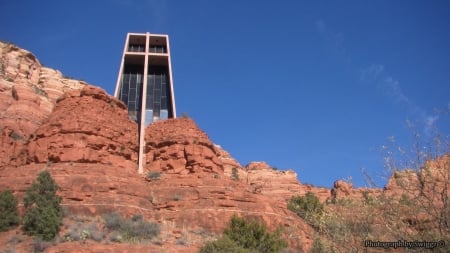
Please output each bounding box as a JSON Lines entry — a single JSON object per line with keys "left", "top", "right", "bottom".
{"left": 1, "top": 1, "right": 449, "bottom": 187}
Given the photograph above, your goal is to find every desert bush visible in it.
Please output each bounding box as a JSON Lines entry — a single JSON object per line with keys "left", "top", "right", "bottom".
{"left": 308, "top": 238, "right": 325, "bottom": 253}
{"left": 103, "top": 212, "right": 122, "bottom": 230}
{"left": 90, "top": 230, "right": 106, "bottom": 242}
{"left": 0, "top": 189, "right": 20, "bottom": 231}
{"left": 308, "top": 238, "right": 338, "bottom": 253}
{"left": 231, "top": 167, "right": 240, "bottom": 181}
{"left": 31, "top": 239, "right": 51, "bottom": 253}
{"left": 288, "top": 192, "right": 323, "bottom": 226}
{"left": 64, "top": 226, "right": 81, "bottom": 241}
{"left": 200, "top": 215, "right": 287, "bottom": 253}
{"left": 120, "top": 218, "right": 160, "bottom": 241}
{"left": 10, "top": 132, "right": 24, "bottom": 141}
{"left": 109, "top": 231, "right": 122, "bottom": 242}
{"left": 22, "top": 171, "right": 63, "bottom": 241}
{"left": 175, "top": 236, "right": 189, "bottom": 246}
{"left": 103, "top": 212, "right": 160, "bottom": 242}
{"left": 361, "top": 191, "right": 377, "bottom": 206}
{"left": 132, "top": 214, "right": 143, "bottom": 222}
{"left": 146, "top": 171, "right": 161, "bottom": 180}
{"left": 64, "top": 222, "right": 103, "bottom": 243}
{"left": 172, "top": 194, "right": 182, "bottom": 201}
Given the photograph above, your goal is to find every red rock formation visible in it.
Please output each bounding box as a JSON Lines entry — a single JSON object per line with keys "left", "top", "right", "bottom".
{"left": 144, "top": 118, "right": 224, "bottom": 174}
{"left": 25, "top": 85, "right": 138, "bottom": 168}
{"left": 3, "top": 41, "right": 447, "bottom": 253}
{"left": 385, "top": 155, "right": 450, "bottom": 200}
{"left": 331, "top": 180, "right": 353, "bottom": 199}
{"left": 0, "top": 43, "right": 315, "bottom": 250}
{"left": 0, "top": 42, "right": 85, "bottom": 167}
{"left": 246, "top": 162, "right": 331, "bottom": 202}
{"left": 142, "top": 118, "right": 314, "bottom": 250}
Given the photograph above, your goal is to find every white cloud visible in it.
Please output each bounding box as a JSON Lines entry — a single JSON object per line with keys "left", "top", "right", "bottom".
{"left": 361, "top": 64, "right": 440, "bottom": 137}
{"left": 424, "top": 115, "right": 439, "bottom": 136}
{"left": 383, "top": 76, "right": 410, "bottom": 105}
{"left": 360, "top": 64, "right": 384, "bottom": 81}
{"left": 316, "top": 21, "right": 440, "bottom": 140}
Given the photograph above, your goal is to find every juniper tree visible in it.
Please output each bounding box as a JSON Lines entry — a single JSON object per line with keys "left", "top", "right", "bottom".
{"left": 22, "top": 171, "right": 63, "bottom": 240}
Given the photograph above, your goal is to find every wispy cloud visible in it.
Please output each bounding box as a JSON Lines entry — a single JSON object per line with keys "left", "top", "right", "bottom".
{"left": 316, "top": 19, "right": 439, "bottom": 138}
{"left": 361, "top": 63, "right": 439, "bottom": 137}
{"left": 315, "top": 19, "right": 345, "bottom": 54}
{"left": 360, "top": 64, "right": 384, "bottom": 81}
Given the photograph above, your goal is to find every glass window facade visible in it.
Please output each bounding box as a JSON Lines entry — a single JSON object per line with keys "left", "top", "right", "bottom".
{"left": 128, "top": 44, "right": 145, "bottom": 52}
{"left": 145, "top": 66, "right": 172, "bottom": 125}
{"left": 119, "top": 64, "right": 143, "bottom": 122}
{"left": 149, "top": 45, "right": 167, "bottom": 53}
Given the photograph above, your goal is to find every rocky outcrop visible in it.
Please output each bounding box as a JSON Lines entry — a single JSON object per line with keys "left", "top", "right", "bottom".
{"left": 24, "top": 86, "right": 138, "bottom": 168}
{"left": 246, "top": 162, "right": 331, "bottom": 202}
{"left": 0, "top": 42, "right": 85, "bottom": 166}
{"left": 1, "top": 116, "right": 314, "bottom": 251}
{"left": 141, "top": 118, "right": 314, "bottom": 250}
{"left": 144, "top": 118, "right": 225, "bottom": 174}
{"left": 385, "top": 155, "right": 450, "bottom": 200}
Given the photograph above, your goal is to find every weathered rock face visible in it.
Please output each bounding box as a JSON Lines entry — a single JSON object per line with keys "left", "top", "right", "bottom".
{"left": 0, "top": 42, "right": 85, "bottom": 167}
{"left": 25, "top": 86, "right": 138, "bottom": 168}
{"left": 1, "top": 116, "right": 314, "bottom": 251}
{"left": 385, "top": 155, "right": 450, "bottom": 200}
{"left": 331, "top": 180, "right": 354, "bottom": 199}
{"left": 142, "top": 118, "right": 314, "bottom": 250}
{"left": 145, "top": 118, "right": 225, "bottom": 174}
{"left": 20, "top": 85, "right": 137, "bottom": 168}
{"left": 246, "top": 162, "right": 331, "bottom": 202}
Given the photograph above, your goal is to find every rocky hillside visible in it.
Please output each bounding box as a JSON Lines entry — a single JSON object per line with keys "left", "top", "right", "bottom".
{"left": 0, "top": 41, "right": 448, "bottom": 253}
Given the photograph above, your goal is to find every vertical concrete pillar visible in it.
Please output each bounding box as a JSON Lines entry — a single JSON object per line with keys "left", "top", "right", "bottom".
{"left": 115, "top": 32, "right": 176, "bottom": 175}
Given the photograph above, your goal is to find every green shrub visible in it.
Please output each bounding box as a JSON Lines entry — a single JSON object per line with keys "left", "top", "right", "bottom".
{"left": 200, "top": 215, "right": 287, "bottom": 253}
{"left": 22, "top": 171, "right": 63, "bottom": 241}
{"left": 199, "top": 235, "right": 248, "bottom": 253}
{"left": 0, "top": 189, "right": 20, "bottom": 231}
{"left": 288, "top": 192, "right": 323, "bottom": 226}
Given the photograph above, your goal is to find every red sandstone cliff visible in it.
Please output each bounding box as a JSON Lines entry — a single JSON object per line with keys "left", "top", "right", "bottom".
{"left": 0, "top": 41, "right": 448, "bottom": 252}
{"left": 0, "top": 41, "right": 315, "bottom": 252}
{"left": 0, "top": 42, "right": 85, "bottom": 167}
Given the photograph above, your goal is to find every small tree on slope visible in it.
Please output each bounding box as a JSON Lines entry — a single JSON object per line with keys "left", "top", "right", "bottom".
{"left": 0, "top": 189, "right": 20, "bottom": 231}
{"left": 22, "top": 171, "right": 63, "bottom": 241}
